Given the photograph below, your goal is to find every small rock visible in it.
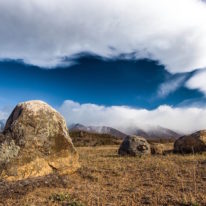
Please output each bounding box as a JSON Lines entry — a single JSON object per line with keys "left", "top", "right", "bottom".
{"left": 118, "top": 135, "right": 150, "bottom": 156}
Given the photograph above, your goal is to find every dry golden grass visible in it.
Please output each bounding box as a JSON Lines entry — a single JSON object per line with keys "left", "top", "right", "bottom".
{"left": 0, "top": 145, "right": 206, "bottom": 206}
{"left": 70, "top": 131, "right": 122, "bottom": 147}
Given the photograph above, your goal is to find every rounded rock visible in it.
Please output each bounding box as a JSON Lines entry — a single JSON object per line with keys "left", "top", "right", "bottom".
{"left": 174, "top": 130, "right": 206, "bottom": 154}
{"left": 118, "top": 135, "right": 151, "bottom": 156}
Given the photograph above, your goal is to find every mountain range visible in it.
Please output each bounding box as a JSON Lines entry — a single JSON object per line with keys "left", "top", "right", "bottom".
{"left": 69, "top": 124, "right": 181, "bottom": 140}
{"left": 1, "top": 119, "right": 181, "bottom": 140}
{"left": 130, "top": 126, "right": 180, "bottom": 140}
{"left": 69, "top": 124, "right": 127, "bottom": 139}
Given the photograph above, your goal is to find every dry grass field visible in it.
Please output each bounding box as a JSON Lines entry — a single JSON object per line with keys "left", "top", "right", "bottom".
{"left": 70, "top": 131, "right": 122, "bottom": 147}
{"left": 0, "top": 145, "right": 206, "bottom": 206}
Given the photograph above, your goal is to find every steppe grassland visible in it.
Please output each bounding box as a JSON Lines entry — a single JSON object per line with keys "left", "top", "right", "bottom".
{"left": 1, "top": 145, "right": 206, "bottom": 206}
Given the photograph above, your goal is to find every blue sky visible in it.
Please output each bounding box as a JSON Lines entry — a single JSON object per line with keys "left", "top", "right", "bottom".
{"left": 0, "top": 56, "right": 204, "bottom": 110}
{"left": 0, "top": 0, "right": 206, "bottom": 133}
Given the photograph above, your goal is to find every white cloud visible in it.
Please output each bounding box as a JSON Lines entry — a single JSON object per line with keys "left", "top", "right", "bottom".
{"left": 1, "top": 0, "right": 206, "bottom": 96}
{"left": 0, "top": 109, "right": 9, "bottom": 121}
{"left": 186, "top": 70, "right": 206, "bottom": 95}
{"left": 157, "top": 75, "right": 187, "bottom": 98}
{"left": 0, "top": 0, "right": 206, "bottom": 74}
{"left": 59, "top": 100, "right": 206, "bottom": 134}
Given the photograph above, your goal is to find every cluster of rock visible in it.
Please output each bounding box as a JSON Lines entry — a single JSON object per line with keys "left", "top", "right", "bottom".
{"left": 0, "top": 100, "right": 205, "bottom": 181}
{"left": 0, "top": 100, "right": 79, "bottom": 181}
{"left": 118, "top": 130, "right": 206, "bottom": 156}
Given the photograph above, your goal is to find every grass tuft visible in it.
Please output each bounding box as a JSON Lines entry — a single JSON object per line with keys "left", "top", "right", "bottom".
{"left": 49, "top": 193, "right": 84, "bottom": 206}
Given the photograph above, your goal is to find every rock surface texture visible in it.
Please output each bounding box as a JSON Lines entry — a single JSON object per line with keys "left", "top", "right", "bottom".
{"left": 0, "top": 100, "right": 79, "bottom": 181}
{"left": 174, "top": 130, "right": 206, "bottom": 154}
{"left": 118, "top": 135, "right": 151, "bottom": 156}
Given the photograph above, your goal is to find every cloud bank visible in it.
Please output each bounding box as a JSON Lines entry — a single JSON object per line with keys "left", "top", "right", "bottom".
{"left": 1, "top": 0, "right": 206, "bottom": 96}
{"left": 59, "top": 100, "right": 206, "bottom": 134}
{"left": 0, "top": 0, "right": 206, "bottom": 74}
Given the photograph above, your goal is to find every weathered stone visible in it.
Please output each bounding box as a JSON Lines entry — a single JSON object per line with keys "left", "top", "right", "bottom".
{"left": 118, "top": 135, "right": 150, "bottom": 156}
{"left": 174, "top": 130, "right": 206, "bottom": 154}
{"left": 0, "top": 100, "right": 79, "bottom": 181}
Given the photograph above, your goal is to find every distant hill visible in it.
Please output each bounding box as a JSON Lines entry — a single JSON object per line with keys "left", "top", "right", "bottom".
{"left": 69, "top": 130, "right": 122, "bottom": 147}
{"left": 69, "top": 123, "right": 181, "bottom": 142}
{"left": 69, "top": 124, "right": 127, "bottom": 139}
{"left": 132, "top": 126, "right": 180, "bottom": 140}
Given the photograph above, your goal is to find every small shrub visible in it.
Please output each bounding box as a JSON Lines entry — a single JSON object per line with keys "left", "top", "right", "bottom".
{"left": 49, "top": 193, "right": 71, "bottom": 202}
{"left": 49, "top": 193, "right": 84, "bottom": 206}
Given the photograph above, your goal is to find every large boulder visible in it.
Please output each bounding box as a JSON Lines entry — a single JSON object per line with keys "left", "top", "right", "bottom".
{"left": 0, "top": 100, "right": 79, "bottom": 181}
{"left": 174, "top": 130, "right": 206, "bottom": 154}
{"left": 118, "top": 135, "right": 151, "bottom": 156}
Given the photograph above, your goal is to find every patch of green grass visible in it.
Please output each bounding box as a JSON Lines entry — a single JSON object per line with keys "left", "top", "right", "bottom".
{"left": 49, "top": 193, "right": 84, "bottom": 206}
